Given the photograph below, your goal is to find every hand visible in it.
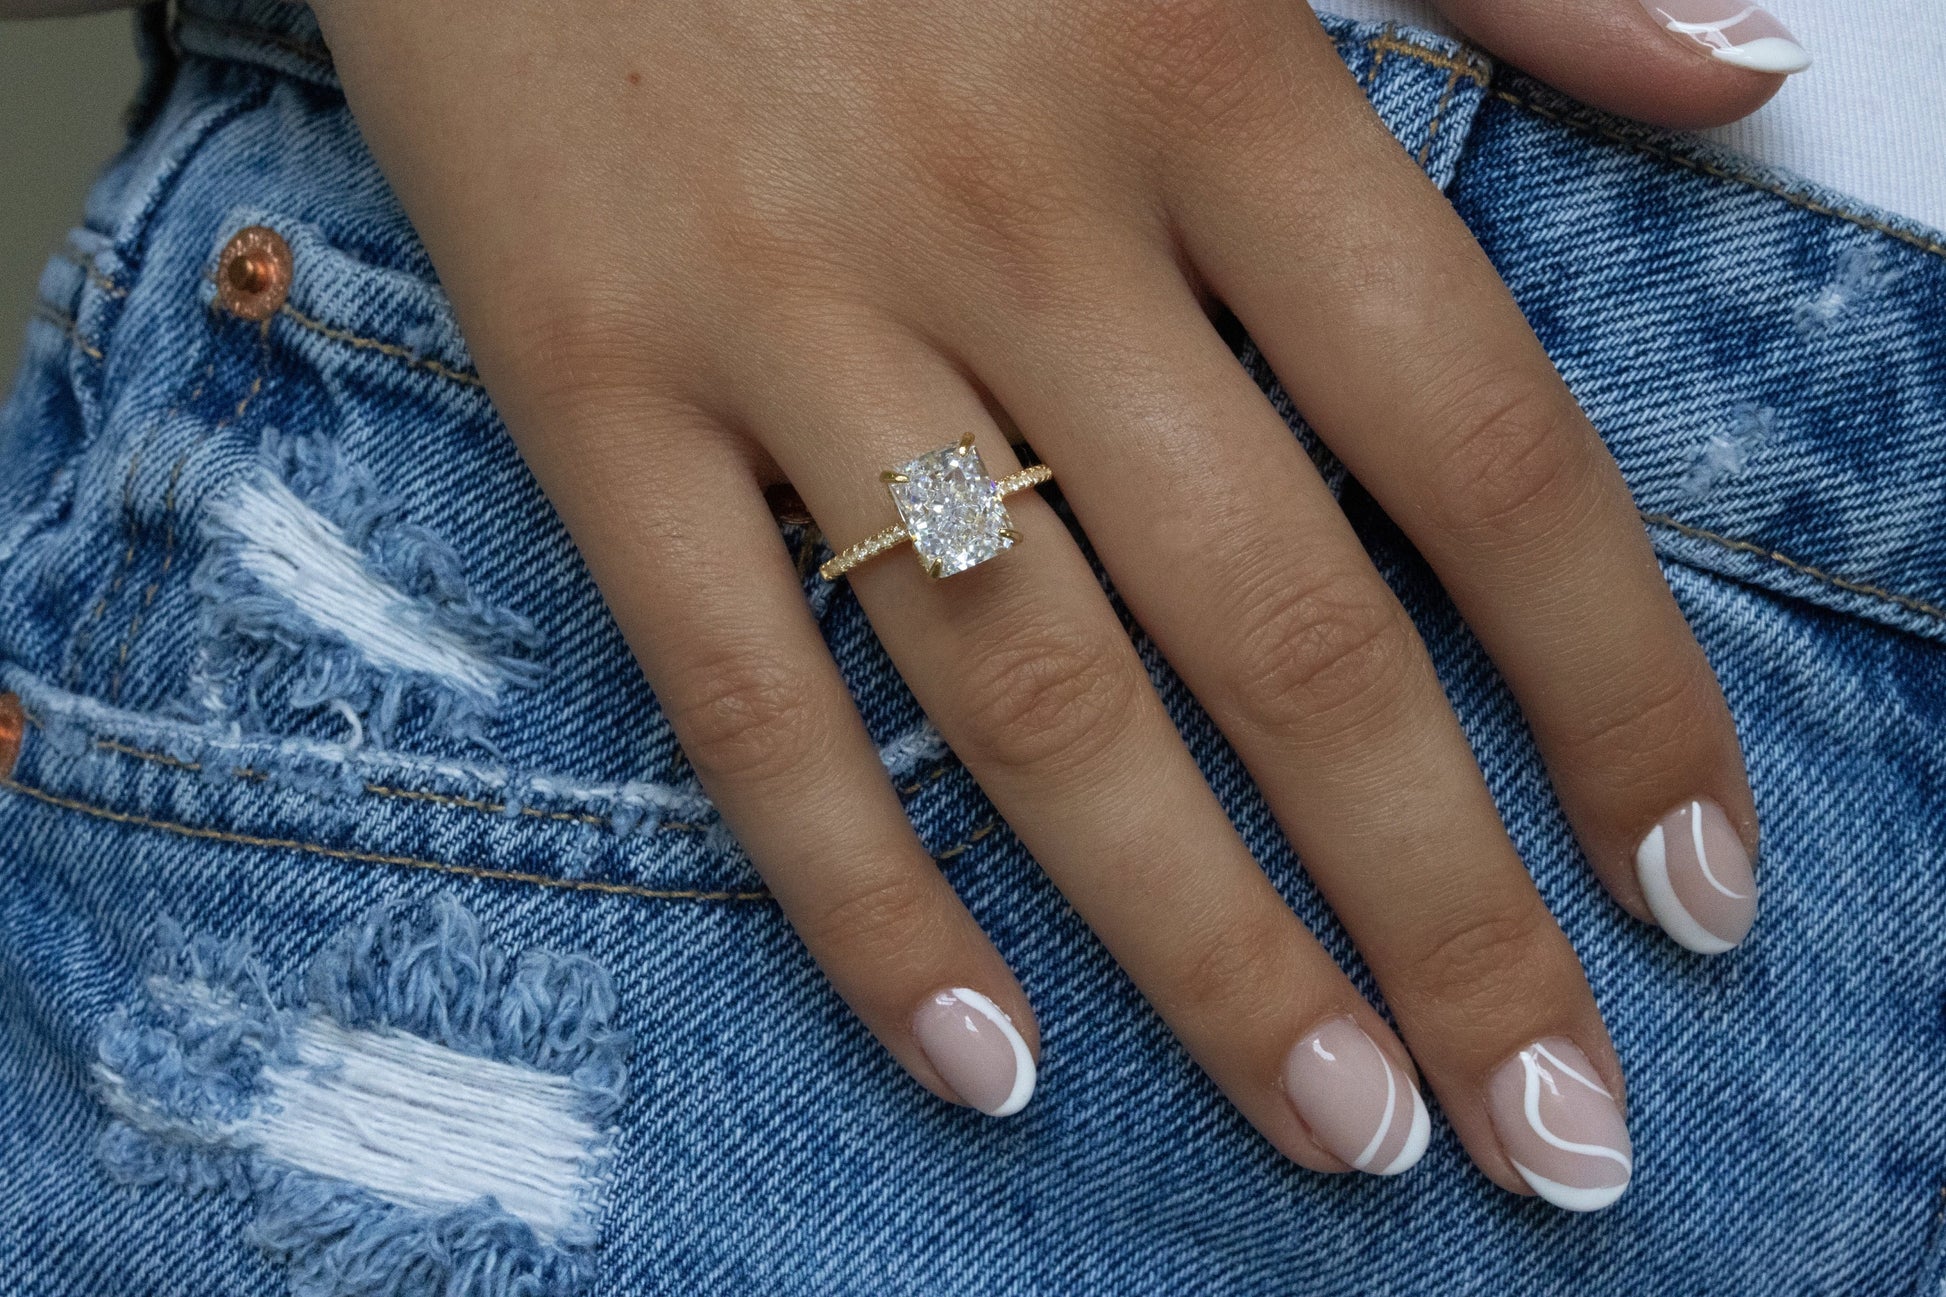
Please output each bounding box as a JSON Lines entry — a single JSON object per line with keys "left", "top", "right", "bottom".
{"left": 312, "top": 0, "right": 1771, "bottom": 1207}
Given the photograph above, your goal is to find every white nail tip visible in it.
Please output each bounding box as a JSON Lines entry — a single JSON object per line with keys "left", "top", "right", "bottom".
{"left": 1706, "top": 36, "right": 1811, "bottom": 73}
{"left": 1511, "top": 1160, "right": 1631, "bottom": 1213}
{"left": 1375, "top": 1085, "right": 1431, "bottom": 1176}
{"left": 1635, "top": 822, "right": 1739, "bottom": 955}
{"left": 949, "top": 986, "right": 1037, "bottom": 1117}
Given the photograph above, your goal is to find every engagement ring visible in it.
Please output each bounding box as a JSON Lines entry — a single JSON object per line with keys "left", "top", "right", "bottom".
{"left": 818, "top": 434, "right": 1053, "bottom": 582}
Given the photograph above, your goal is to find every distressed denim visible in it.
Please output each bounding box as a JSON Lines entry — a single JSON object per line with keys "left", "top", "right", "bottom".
{"left": 2, "top": 2, "right": 1943, "bottom": 1294}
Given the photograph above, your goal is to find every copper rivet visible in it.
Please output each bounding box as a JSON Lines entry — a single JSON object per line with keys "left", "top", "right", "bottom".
{"left": 0, "top": 693, "right": 23, "bottom": 781}
{"left": 215, "top": 225, "right": 293, "bottom": 322}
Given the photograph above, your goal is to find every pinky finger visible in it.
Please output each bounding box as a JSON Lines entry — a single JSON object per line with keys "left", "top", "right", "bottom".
{"left": 521, "top": 404, "right": 1038, "bottom": 1116}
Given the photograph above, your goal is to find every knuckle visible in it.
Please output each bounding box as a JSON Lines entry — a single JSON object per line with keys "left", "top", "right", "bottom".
{"left": 1220, "top": 565, "right": 1416, "bottom": 737}
{"left": 521, "top": 287, "right": 685, "bottom": 413}
{"left": 1425, "top": 382, "right": 1596, "bottom": 547}
{"left": 663, "top": 646, "right": 829, "bottom": 787}
{"left": 1395, "top": 904, "right": 1554, "bottom": 1017}
{"left": 953, "top": 624, "right": 1144, "bottom": 779}
{"left": 1547, "top": 656, "right": 1716, "bottom": 784}
{"left": 1166, "top": 908, "right": 1295, "bottom": 1023}
{"left": 798, "top": 869, "right": 946, "bottom": 965}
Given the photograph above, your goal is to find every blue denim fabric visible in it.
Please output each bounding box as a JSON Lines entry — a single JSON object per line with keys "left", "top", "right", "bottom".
{"left": 2, "top": 3, "right": 1943, "bottom": 1294}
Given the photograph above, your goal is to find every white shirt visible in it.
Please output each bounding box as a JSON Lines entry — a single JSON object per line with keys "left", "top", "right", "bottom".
{"left": 1316, "top": 0, "right": 1946, "bottom": 232}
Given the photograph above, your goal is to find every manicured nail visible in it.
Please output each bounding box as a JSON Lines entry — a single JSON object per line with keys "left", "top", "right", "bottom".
{"left": 1635, "top": 798, "right": 1758, "bottom": 954}
{"left": 1487, "top": 1039, "right": 1633, "bottom": 1212}
{"left": 912, "top": 987, "right": 1036, "bottom": 1117}
{"left": 1638, "top": 0, "right": 1811, "bottom": 73}
{"left": 1282, "top": 1018, "right": 1430, "bottom": 1176}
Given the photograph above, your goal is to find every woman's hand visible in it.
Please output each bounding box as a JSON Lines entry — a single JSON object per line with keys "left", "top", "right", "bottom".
{"left": 312, "top": 0, "right": 1775, "bottom": 1207}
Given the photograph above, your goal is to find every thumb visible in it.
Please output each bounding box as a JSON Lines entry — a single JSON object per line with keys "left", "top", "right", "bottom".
{"left": 1426, "top": 0, "right": 1811, "bottom": 130}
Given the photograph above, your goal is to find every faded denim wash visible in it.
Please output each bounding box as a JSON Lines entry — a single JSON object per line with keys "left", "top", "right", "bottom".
{"left": 1, "top": 1, "right": 1943, "bottom": 1294}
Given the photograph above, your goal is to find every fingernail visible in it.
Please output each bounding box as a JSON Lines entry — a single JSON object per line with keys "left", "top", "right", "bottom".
{"left": 912, "top": 987, "right": 1037, "bottom": 1117}
{"left": 1487, "top": 1039, "right": 1633, "bottom": 1212}
{"left": 1638, "top": 0, "right": 1811, "bottom": 73}
{"left": 1635, "top": 798, "right": 1759, "bottom": 955}
{"left": 1282, "top": 1018, "right": 1431, "bottom": 1176}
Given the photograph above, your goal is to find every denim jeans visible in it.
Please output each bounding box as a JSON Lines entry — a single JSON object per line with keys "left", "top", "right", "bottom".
{"left": 2, "top": 2, "right": 1943, "bottom": 1294}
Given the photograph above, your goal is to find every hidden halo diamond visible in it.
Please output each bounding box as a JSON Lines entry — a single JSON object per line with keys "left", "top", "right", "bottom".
{"left": 818, "top": 434, "right": 1053, "bottom": 582}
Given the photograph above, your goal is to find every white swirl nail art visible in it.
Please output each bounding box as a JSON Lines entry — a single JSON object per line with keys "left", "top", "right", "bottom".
{"left": 1488, "top": 1039, "right": 1632, "bottom": 1213}
{"left": 1636, "top": 799, "right": 1759, "bottom": 955}
{"left": 1642, "top": 1, "right": 1811, "bottom": 73}
{"left": 1283, "top": 1019, "right": 1430, "bottom": 1177}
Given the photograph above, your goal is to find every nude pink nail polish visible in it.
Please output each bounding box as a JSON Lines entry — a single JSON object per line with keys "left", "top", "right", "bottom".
{"left": 1637, "top": 0, "right": 1811, "bottom": 73}
{"left": 1635, "top": 798, "right": 1759, "bottom": 954}
{"left": 1487, "top": 1039, "right": 1633, "bottom": 1212}
{"left": 1282, "top": 1018, "right": 1430, "bottom": 1176}
{"left": 912, "top": 987, "right": 1036, "bottom": 1117}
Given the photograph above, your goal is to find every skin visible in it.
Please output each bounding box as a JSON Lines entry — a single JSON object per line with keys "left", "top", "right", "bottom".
{"left": 8, "top": 0, "right": 1779, "bottom": 1197}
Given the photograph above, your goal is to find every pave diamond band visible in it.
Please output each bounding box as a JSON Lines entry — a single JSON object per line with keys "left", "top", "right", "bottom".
{"left": 818, "top": 438, "right": 1053, "bottom": 582}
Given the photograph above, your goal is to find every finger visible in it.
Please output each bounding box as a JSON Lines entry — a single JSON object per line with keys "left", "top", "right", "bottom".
{"left": 1430, "top": 0, "right": 1805, "bottom": 130}
{"left": 753, "top": 321, "right": 1433, "bottom": 1177}
{"left": 1164, "top": 20, "right": 1760, "bottom": 957}
{"left": 510, "top": 397, "right": 1040, "bottom": 1117}
{"left": 942, "top": 234, "right": 1628, "bottom": 1206}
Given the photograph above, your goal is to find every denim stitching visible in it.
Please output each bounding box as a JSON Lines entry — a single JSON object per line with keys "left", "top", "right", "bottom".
{"left": 67, "top": 364, "right": 215, "bottom": 690}
{"left": 1490, "top": 89, "right": 1946, "bottom": 262}
{"left": 95, "top": 736, "right": 644, "bottom": 831}
{"left": 278, "top": 302, "right": 484, "bottom": 389}
{"left": 1417, "top": 66, "right": 1466, "bottom": 167}
{"left": 1642, "top": 512, "right": 1946, "bottom": 623}
{"left": 32, "top": 305, "right": 105, "bottom": 361}
{"left": 67, "top": 447, "right": 144, "bottom": 692}
{"left": 60, "top": 249, "right": 130, "bottom": 299}
{"left": 1367, "top": 32, "right": 1490, "bottom": 86}
{"left": 0, "top": 774, "right": 1004, "bottom": 902}
{"left": 92, "top": 730, "right": 961, "bottom": 830}
{"left": 0, "top": 775, "right": 767, "bottom": 901}
{"left": 1361, "top": 29, "right": 1946, "bottom": 262}
{"left": 108, "top": 453, "right": 190, "bottom": 702}
{"left": 1361, "top": 41, "right": 1389, "bottom": 93}
{"left": 16, "top": 685, "right": 954, "bottom": 822}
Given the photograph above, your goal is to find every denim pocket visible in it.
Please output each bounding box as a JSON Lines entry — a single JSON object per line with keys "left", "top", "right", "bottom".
{"left": 4, "top": 154, "right": 985, "bottom": 901}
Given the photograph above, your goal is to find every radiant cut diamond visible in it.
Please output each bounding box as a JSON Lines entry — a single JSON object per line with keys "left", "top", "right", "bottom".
{"left": 887, "top": 441, "right": 1015, "bottom": 578}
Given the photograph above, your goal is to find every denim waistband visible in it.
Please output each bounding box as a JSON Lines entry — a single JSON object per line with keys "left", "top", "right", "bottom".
{"left": 148, "top": 0, "right": 1946, "bottom": 650}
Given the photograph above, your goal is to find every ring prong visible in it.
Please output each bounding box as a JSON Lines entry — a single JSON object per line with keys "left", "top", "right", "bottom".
{"left": 881, "top": 470, "right": 909, "bottom": 483}
{"left": 925, "top": 557, "right": 945, "bottom": 579}
{"left": 958, "top": 431, "right": 976, "bottom": 452}
{"left": 999, "top": 528, "right": 1021, "bottom": 543}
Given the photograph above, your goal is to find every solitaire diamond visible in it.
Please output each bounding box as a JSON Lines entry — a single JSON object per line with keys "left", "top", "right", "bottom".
{"left": 886, "top": 441, "right": 1015, "bottom": 578}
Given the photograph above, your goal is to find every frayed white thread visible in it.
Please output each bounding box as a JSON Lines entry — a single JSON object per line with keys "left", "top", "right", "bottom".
{"left": 878, "top": 721, "right": 949, "bottom": 782}
{"left": 1794, "top": 246, "right": 1897, "bottom": 338}
{"left": 1679, "top": 405, "right": 1773, "bottom": 500}
{"left": 207, "top": 471, "right": 511, "bottom": 699}
{"left": 328, "top": 698, "right": 366, "bottom": 751}
{"left": 255, "top": 1019, "right": 601, "bottom": 1244}
{"left": 101, "top": 981, "right": 606, "bottom": 1246}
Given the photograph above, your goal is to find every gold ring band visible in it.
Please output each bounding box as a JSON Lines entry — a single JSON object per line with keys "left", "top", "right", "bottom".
{"left": 819, "top": 437, "right": 1054, "bottom": 582}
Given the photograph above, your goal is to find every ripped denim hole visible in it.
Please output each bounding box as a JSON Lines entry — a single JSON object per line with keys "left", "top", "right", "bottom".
{"left": 192, "top": 429, "right": 543, "bottom": 753}
{"left": 95, "top": 899, "right": 629, "bottom": 1297}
